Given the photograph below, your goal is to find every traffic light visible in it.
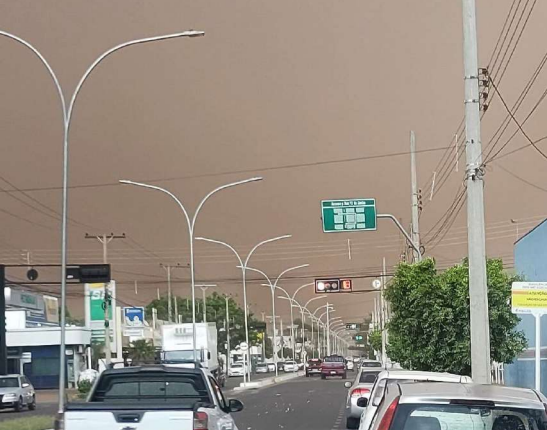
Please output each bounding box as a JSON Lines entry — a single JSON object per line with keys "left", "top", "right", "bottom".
{"left": 66, "top": 264, "right": 111, "bottom": 283}
{"left": 315, "top": 279, "right": 340, "bottom": 293}
{"left": 340, "top": 279, "right": 353, "bottom": 292}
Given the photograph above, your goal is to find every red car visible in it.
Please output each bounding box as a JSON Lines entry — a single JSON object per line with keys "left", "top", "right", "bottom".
{"left": 306, "top": 358, "right": 322, "bottom": 377}
{"left": 321, "top": 355, "right": 347, "bottom": 379}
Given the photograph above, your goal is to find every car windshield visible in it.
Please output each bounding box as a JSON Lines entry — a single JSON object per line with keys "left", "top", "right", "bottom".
{"left": 324, "top": 356, "right": 344, "bottom": 363}
{"left": 257, "top": 364, "right": 268, "bottom": 367}
{"left": 232, "top": 364, "right": 243, "bottom": 368}
{"left": 361, "top": 361, "right": 382, "bottom": 367}
{"left": 393, "top": 404, "right": 547, "bottom": 430}
{"left": 91, "top": 373, "right": 211, "bottom": 407}
{"left": 359, "top": 371, "right": 380, "bottom": 384}
{"left": 163, "top": 350, "right": 195, "bottom": 362}
{"left": 0, "top": 377, "right": 19, "bottom": 388}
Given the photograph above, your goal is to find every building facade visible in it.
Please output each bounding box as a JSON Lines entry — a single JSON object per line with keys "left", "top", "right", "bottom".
{"left": 505, "top": 219, "right": 547, "bottom": 393}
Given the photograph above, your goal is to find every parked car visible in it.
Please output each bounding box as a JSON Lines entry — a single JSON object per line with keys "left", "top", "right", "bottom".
{"left": 306, "top": 358, "right": 322, "bottom": 377}
{"left": 228, "top": 363, "right": 245, "bottom": 377}
{"left": 344, "top": 368, "right": 381, "bottom": 428}
{"left": 357, "top": 370, "right": 472, "bottom": 430}
{"left": 277, "top": 361, "right": 286, "bottom": 372}
{"left": 0, "top": 375, "right": 36, "bottom": 412}
{"left": 283, "top": 361, "right": 298, "bottom": 372}
{"left": 368, "top": 381, "right": 547, "bottom": 430}
{"left": 266, "top": 362, "right": 276, "bottom": 372}
{"left": 359, "top": 360, "right": 382, "bottom": 369}
{"left": 256, "top": 363, "right": 270, "bottom": 374}
{"left": 58, "top": 365, "right": 244, "bottom": 430}
{"left": 346, "top": 360, "right": 355, "bottom": 371}
{"left": 321, "top": 355, "right": 347, "bottom": 379}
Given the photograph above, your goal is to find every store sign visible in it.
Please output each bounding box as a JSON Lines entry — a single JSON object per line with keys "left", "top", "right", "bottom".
{"left": 85, "top": 282, "right": 117, "bottom": 349}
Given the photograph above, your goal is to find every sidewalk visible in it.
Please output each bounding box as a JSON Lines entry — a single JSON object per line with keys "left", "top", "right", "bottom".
{"left": 37, "top": 389, "right": 78, "bottom": 403}
{"left": 233, "top": 371, "right": 304, "bottom": 392}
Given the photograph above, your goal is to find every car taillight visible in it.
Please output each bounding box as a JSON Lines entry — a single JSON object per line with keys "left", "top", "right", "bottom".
{"left": 351, "top": 388, "right": 370, "bottom": 398}
{"left": 194, "top": 411, "right": 208, "bottom": 430}
{"left": 377, "top": 397, "right": 399, "bottom": 430}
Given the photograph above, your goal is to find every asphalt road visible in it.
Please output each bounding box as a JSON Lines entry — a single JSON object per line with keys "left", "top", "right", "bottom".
{"left": 233, "top": 374, "right": 351, "bottom": 430}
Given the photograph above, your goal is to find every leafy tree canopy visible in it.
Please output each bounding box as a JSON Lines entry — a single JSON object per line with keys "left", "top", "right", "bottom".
{"left": 385, "top": 258, "right": 526, "bottom": 375}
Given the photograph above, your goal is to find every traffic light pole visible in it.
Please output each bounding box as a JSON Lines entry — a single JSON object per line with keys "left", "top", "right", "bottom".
{"left": 0, "top": 265, "right": 6, "bottom": 375}
{"left": 377, "top": 214, "right": 422, "bottom": 261}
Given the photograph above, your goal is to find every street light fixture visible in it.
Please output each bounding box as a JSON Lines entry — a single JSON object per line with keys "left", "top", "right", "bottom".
{"left": 120, "top": 177, "right": 262, "bottom": 363}
{"left": 197, "top": 284, "right": 217, "bottom": 323}
{"left": 0, "top": 28, "right": 205, "bottom": 415}
{"left": 244, "top": 264, "right": 309, "bottom": 377}
{"left": 196, "top": 235, "right": 291, "bottom": 384}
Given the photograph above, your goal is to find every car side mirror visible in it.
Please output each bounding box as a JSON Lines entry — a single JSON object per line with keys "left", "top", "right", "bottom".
{"left": 344, "top": 381, "right": 352, "bottom": 388}
{"left": 228, "top": 399, "right": 244, "bottom": 413}
{"left": 357, "top": 398, "right": 368, "bottom": 408}
{"left": 21, "top": 383, "right": 30, "bottom": 388}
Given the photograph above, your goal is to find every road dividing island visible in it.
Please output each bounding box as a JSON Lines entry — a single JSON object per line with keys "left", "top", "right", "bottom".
{"left": 233, "top": 371, "right": 304, "bottom": 391}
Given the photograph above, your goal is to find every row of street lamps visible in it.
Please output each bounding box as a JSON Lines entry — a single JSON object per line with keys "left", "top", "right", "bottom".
{"left": 0, "top": 29, "right": 353, "bottom": 404}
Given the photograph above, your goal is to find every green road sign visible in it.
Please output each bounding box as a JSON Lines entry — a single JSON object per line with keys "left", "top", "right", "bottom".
{"left": 321, "top": 199, "right": 377, "bottom": 233}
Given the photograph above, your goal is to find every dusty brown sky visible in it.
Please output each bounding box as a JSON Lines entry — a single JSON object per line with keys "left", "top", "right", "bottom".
{"left": 0, "top": 0, "right": 546, "bottom": 322}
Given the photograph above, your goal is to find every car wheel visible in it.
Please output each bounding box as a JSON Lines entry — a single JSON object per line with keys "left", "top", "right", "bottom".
{"left": 14, "top": 397, "right": 23, "bottom": 412}
{"left": 346, "top": 417, "right": 359, "bottom": 429}
{"left": 28, "top": 396, "right": 36, "bottom": 411}
{"left": 343, "top": 373, "right": 347, "bottom": 379}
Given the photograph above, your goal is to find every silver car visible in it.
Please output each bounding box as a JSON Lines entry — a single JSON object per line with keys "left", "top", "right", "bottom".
{"left": 344, "top": 368, "right": 381, "bottom": 429}
{"left": 0, "top": 375, "right": 36, "bottom": 412}
{"left": 370, "top": 381, "right": 547, "bottom": 430}
{"left": 358, "top": 370, "right": 472, "bottom": 430}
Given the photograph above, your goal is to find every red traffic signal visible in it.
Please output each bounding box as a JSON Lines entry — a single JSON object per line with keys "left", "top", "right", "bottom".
{"left": 340, "top": 279, "right": 353, "bottom": 292}
{"left": 315, "top": 279, "right": 340, "bottom": 293}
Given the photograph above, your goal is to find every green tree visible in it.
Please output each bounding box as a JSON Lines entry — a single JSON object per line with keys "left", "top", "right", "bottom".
{"left": 385, "top": 258, "right": 526, "bottom": 375}
{"left": 369, "top": 329, "right": 382, "bottom": 353}
{"left": 128, "top": 339, "right": 156, "bottom": 364}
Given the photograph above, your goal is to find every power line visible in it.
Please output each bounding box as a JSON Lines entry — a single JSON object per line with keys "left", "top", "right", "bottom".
{"left": 488, "top": 76, "right": 547, "bottom": 160}
{"left": 0, "top": 145, "right": 454, "bottom": 195}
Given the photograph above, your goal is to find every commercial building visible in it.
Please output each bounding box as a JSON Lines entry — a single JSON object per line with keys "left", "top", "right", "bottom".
{"left": 505, "top": 219, "right": 547, "bottom": 393}
{"left": 5, "top": 286, "right": 91, "bottom": 389}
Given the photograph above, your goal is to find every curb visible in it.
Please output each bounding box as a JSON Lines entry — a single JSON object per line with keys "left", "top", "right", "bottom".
{"left": 233, "top": 371, "right": 304, "bottom": 392}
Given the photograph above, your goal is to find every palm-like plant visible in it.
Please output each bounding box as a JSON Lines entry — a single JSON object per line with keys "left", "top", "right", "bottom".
{"left": 128, "top": 339, "right": 155, "bottom": 364}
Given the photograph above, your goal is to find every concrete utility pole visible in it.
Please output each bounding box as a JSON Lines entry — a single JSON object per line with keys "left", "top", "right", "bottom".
{"left": 326, "top": 304, "right": 331, "bottom": 356}
{"left": 462, "top": 0, "right": 491, "bottom": 384}
{"left": 85, "top": 233, "right": 125, "bottom": 367}
{"left": 160, "top": 263, "right": 185, "bottom": 323}
{"left": 410, "top": 131, "right": 421, "bottom": 262}
{"left": 225, "top": 296, "right": 231, "bottom": 373}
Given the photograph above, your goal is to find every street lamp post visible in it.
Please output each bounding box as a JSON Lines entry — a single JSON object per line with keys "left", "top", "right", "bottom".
{"left": 278, "top": 295, "right": 326, "bottom": 361}
{"left": 197, "top": 284, "right": 216, "bottom": 323}
{"left": 244, "top": 264, "right": 309, "bottom": 377}
{"left": 196, "top": 235, "right": 291, "bottom": 384}
{"left": 120, "top": 177, "right": 262, "bottom": 363}
{"left": 0, "top": 29, "right": 205, "bottom": 416}
{"left": 316, "top": 305, "right": 334, "bottom": 358}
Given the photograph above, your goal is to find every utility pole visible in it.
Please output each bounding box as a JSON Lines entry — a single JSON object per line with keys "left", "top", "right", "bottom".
{"left": 160, "top": 263, "right": 186, "bottom": 323}
{"left": 410, "top": 131, "right": 422, "bottom": 262}
{"left": 381, "top": 257, "right": 388, "bottom": 368}
{"left": 462, "top": 0, "right": 491, "bottom": 384}
{"left": 0, "top": 265, "right": 6, "bottom": 375}
{"left": 85, "top": 233, "right": 125, "bottom": 367}
{"left": 225, "top": 296, "right": 231, "bottom": 372}
{"left": 326, "top": 304, "right": 331, "bottom": 356}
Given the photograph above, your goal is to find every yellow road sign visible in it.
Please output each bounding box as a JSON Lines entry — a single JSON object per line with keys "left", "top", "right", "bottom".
{"left": 512, "top": 282, "right": 547, "bottom": 314}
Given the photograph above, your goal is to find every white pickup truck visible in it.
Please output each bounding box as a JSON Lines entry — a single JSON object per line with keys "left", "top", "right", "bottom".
{"left": 56, "top": 365, "right": 243, "bottom": 430}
